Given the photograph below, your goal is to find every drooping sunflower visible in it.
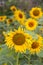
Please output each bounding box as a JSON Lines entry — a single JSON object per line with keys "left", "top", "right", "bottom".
{"left": 0, "top": 16, "right": 6, "bottom": 22}
{"left": 25, "top": 18, "right": 38, "bottom": 31}
{"left": 3, "top": 27, "right": 31, "bottom": 53}
{"left": 29, "top": 7, "right": 42, "bottom": 19}
{"left": 14, "top": 10, "right": 26, "bottom": 25}
{"left": 10, "top": 5, "right": 17, "bottom": 12}
{"left": 28, "top": 39, "right": 43, "bottom": 54}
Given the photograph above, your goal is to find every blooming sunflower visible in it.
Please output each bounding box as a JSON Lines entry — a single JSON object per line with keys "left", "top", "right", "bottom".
{"left": 29, "top": 7, "right": 42, "bottom": 19}
{"left": 14, "top": 10, "right": 26, "bottom": 25}
{"left": 0, "top": 16, "right": 6, "bottom": 22}
{"left": 28, "top": 39, "right": 43, "bottom": 54}
{"left": 25, "top": 18, "right": 38, "bottom": 31}
{"left": 3, "top": 27, "right": 31, "bottom": 53}
{"left": 6, "top": 18, "right": 13, "bottom": 25}
{"left": 10, "top": 5, "right": 17, "bottom": 12}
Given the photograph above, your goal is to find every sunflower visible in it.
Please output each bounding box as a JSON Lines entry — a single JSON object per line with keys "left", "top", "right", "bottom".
{"left": 6, "top": 18, "right": 13, "bottom": 25}
{"left": 28, "top": 39, "right": 43, "bottom": 54}
{"left": 14, "top": 10, "right": 26, "bottom": 25}
{"left": 3, "top": 27, "right": 31, "bottom": 53}
{"left": 29, "top": 7, "right": 42, "bottom": 19}
{"left": 10, "top": 5, "right": 17, "bottom": 12}
{"left": 0, "top": 16, "right": 6, "bottom": 22}
{"left": 25, "top": 18, "right": 38, "bottom": 30}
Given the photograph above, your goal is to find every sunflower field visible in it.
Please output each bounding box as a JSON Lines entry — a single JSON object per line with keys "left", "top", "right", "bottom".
{"left": 0, "top": 0, "right": 43, "bottom": 65}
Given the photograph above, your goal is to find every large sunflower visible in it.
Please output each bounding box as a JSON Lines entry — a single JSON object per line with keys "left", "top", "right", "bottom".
{"left": 3, "top": 27, "right": 31, "bottom": 53}
{"left": 0, "top": 16, "right": 6, "bottom": 22}
{"left": 29, "top": 7, "right": 42, "bottom": 19}
{"left": 14, "top": 10, "right": 26, "bottom": 25}
{"left": 25, "top": 18, "right": 38, "bottom": 31}
{"left": 28, "top": 39, "right": 43, "bottom": 54}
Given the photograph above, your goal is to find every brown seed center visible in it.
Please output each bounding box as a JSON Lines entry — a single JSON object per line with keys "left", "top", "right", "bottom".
{"left": 31, "top": 42, "right": 39, "bottom": 49}
{"left": 33, "top": 9, "right": 40, "bottom": 16}
{"left": 13, "top": 33, "right": 25, "bottom": 45}
{"left": 28, "top": 22, "right": 34, "bottom": 27}
{"left": 9, "top": 19, "right": 12, "bottom": 22}
{"left": 13, "top": 8, "right": 16, "bottom": 11}
{"left": 1, "top": 17, "right": 3, "bottom": 20}
{"left": 19, "top": 13, "right": 23, "bottom": 18}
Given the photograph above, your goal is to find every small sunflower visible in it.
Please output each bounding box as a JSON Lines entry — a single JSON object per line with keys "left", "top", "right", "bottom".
{"left": 10, "top": 5, "right": 17, "bottom": 12}
{"left": 0, "top": 16, "right": 6, "bottom": 22}
{"left": 25, "top": 18, "right": 38, "bottom": 30}
{"left": 29, "top": 7, "right": 42, "bottom": 19}
{"left": 28, "top": 39, "right": 43, "bottom": 54}
{"left": 6, "top": 18, "right": 13, "bottom": 25}
{"left": 3, "top": 27, "right": 31, "bottom": 53}
{"left": 14, "top": 10, "right": 26, "bottom": 25}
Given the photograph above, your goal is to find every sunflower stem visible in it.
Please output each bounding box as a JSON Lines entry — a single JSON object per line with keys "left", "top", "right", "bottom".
{"left": 16, "top": 52, "right": 19, "bottom": 65}
{"left": 24, "top": 54, "right": 30, "bottom": 64}
{"left": 24, "top": 54, "right": 30, "bottom": 61}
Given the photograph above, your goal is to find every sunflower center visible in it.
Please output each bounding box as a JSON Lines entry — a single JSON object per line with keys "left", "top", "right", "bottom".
{"left": 19, "top": 13, "right": 23, "bottom": 18}
{"left": 1, "top": 17, "right": 3, "bottom": 20}
{"left": 13, "top": 8, "right": 16, "bottom": 11}
{"left": 33, "top": 9, "right": 40, "bottom": 16}
{"left": 28, "top": 22, "right": 34, "bottom": 27}
{"left": 9, "top": 19, "right": 12, "bottom": 22}
{"left": 31, "top": 42, "right": 39, "bottom": 49}
{"left": 13, "top": 33, "right": 25, "bottom": 45}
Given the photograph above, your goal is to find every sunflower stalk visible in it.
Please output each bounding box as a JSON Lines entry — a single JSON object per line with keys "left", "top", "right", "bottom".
{"left": 16, "top": 52, "right": 19, "bottom": 65}
{"left": 24, "top": 54, "right": 30, "bottom": 64}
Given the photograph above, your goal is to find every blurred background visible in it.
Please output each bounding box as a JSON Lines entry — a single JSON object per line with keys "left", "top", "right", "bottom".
{"left": 0, "top": 0, "right": 43, "bottom": 13}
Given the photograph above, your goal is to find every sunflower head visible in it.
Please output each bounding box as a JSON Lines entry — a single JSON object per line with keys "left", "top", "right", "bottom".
{"left": 0, "top": 16, "right": 7, "bottom": 22}
{"left": 14, "top": 10, "right": 26, "bottom": 25}
{"left": 25, "top": 18, "right": 38, "bottom": 30}
{"left": 6, "top": 18, "right": 13, "bottom": 24}
{"left": 10, "top": 5, "right": 17, "bottom": 12}
{"left": 28, "top": 39, "right": 43, "bottom": 54}
{"left": 29, "top": 7, "right": 42, "bottom": 19}
{"left": 3, "top": 27, "right": 31, "bottom": 53}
